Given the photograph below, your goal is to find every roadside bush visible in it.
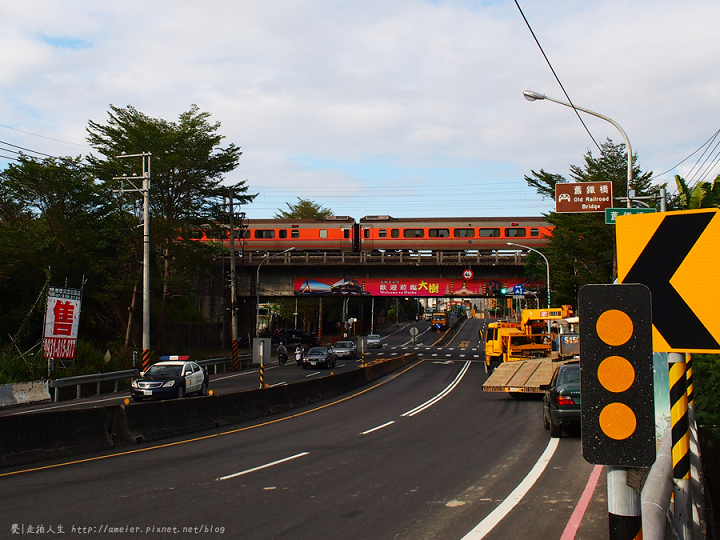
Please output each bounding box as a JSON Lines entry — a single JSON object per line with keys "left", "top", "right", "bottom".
{"left": 693, "top": 354, "right": 720, "bottom": 427}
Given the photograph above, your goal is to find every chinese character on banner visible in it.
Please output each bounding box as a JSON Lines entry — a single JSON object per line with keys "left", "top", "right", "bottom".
{"left": 44, "top": 288, "right": 82, "bottom": 359}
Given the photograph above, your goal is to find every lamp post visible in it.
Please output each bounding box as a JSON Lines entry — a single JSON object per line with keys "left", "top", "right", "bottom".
{"left": 256, "top": 247, "right": 295, "bottom": 337}
{"left": 523, "top": 90, "right": 633, "bottom": 208}
{"left": 507, "top": 242, "right": 551, "bottom": 333}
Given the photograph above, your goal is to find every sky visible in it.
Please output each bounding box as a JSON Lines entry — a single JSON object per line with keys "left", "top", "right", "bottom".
{"left": 1, "top": 0, "right": 719, "bottom": 219}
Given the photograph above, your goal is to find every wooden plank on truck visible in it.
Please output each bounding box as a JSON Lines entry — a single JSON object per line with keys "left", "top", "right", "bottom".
{"left": 482, "top": 358, "right": 568, "bottom": 394}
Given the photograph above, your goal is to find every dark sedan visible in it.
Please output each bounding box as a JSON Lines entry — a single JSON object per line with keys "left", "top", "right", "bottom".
{"left": 302, "top": 346, "right": 337, "bottom": 369}
{"left": 131, "top": 360, "right": 209, "bottom": 402}
{"left": 542, "top": 360, "right": 581, "bottom": 437}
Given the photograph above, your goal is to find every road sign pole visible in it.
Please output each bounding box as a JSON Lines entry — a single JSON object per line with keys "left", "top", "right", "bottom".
{"left": 606, "top": 466, "right": 642, "bottom": 539}
{"left": 669, "top": 352, "right": 691, "bottom": 539}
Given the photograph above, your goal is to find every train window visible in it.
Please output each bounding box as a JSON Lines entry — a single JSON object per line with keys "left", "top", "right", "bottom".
{"left": 505, "top": 228, "right": 526, "bottom": 237}
{"left": 343, "top": 229, "right": 350, "bottom": 239}
{"left": 291, "top": 229, "right": 299, "bottom": 239}
{"left": 429, "top": 229, "right": 449, "bottom": 238}
{"left": 454, "top": 228, "right": 475, "bottom": 238}
{"left": 320, "top": 229, "right": 328, "bottom": 238}
{"left": 378, "top": 229, "right": 387, "bottom": 238}
{"left": 363, "top": 229, "right": 370, "bottom": 239}
{"left": 391, "top": 229, "right": 400, "bottom": 238}
{"left": 205, "top": 230, "right": 226, "bottom": 239}
{"left": 189, "top": 230, "right": 204, "bottom": 239}
{"left": 530, "top": 228, "right": 539, "bottom": 237}
{"left": 403, "top": 229, "right": 425, "bottom": 238}
{"left": 254, "top": 229, "right": 275, "bottom": 239}
{"left": 479, "top": 228, "right": 500, "bottom": 237}
{"left": 279, "top": 230, "right": 288, "bottom": 239}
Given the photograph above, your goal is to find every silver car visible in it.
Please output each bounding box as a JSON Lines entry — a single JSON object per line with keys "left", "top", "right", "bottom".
{"left": 333, "top": 340, "right": 357, "bottom": 359}
{"left": 366, "top": 334, "right": 382, "bottom": 348}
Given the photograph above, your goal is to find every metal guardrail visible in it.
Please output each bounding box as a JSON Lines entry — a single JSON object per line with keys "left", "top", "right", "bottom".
{"left": 48, "top": 354, "right": 255, "bottom": 402}
{"left": 196, "top": 354, "right": 252, "bottom": 373}
{"left": 49, "top": 369, "right": 139, "bottom": 402}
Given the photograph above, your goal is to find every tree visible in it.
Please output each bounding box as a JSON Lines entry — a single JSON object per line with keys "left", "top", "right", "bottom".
{"left": 673, "top": 174, "right": 720, "bottom": 209}
{"left": 86, "top": 105, "right": 255, "bottom": 329}
{"left": 524, "top": 139, "right": 661, "bottom": 306}
{"left": 0, "top": 155, "right": 124, "bottom": 349}
{"left": 275, "top": 198, "right": 332, "bottom": 219}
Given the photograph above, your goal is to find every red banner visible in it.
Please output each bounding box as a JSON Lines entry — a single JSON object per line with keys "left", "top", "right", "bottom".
{"left": 294, "top": 277, "right": 540, "bottom": 297}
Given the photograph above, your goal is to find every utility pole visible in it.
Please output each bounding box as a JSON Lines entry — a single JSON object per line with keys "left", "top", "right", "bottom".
{"left": 114, "top": 153, "right": 152, "bottom": 371}
{"left": 227, "top": 188, "right": 240, "bottom": 371}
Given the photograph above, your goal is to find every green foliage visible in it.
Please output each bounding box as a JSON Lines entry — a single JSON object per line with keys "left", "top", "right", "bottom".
{"left": 275, "top": 198, "right": 333, "bottom": 219}
{"left": 0, "top": 105, "right": 253, "bottom": 369}
{"left": 693, "top": 354, "right": 720, "bottom": 427}
{"left": 523, "top": 139, "right": 660, "bottom": 305}
{"left": 673, "top": 174, "right": 720, "bottom": 210}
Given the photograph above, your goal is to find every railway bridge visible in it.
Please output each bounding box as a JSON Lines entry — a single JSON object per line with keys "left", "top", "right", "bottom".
{"left": 197, "top": 248, "right": 545, "bottom": 342}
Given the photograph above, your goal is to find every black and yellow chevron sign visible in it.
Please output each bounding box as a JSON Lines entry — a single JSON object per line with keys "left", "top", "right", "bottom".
{"left": 617, "top": 208, "right": 720, "bottom": 353}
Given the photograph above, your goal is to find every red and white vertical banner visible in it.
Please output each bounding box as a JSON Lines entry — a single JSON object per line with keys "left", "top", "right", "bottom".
{"left": 43, "top": 287, "right": 82, "bottom": 359}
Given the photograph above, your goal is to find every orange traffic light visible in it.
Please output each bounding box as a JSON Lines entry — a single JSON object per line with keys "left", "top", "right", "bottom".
{"left": 579, "top": 284, "right": 655, "bottom": 467}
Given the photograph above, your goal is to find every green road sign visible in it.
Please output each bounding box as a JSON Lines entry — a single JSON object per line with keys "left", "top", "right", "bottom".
{"left": 605, "top": 207, "right": 656, "bottom": 224}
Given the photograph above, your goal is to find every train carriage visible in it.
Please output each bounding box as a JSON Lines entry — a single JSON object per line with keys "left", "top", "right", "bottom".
{"left": 222, "top": 215, "right": 357, "bottom": 252}
{"left": 359, "top": 216, "right": 552, "bottom": 251}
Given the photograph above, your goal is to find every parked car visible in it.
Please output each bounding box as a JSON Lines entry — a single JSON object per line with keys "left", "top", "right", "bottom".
{"left": 542, "top": 360, "right": 581, "bottom": 437}
{"left": 302, "top": 346, "right": 337, "bottom": 369}
{"left": 131, "top": 360, "right": 209, "bottom": 402}
{"left": 366, "top": 334, "right": 382, "bottom": 348}
{"left": 333, "top": 340, "right": 357, "bottom": 359}
{"left": 272, "top": 328, "right": 320, "bottom": 347}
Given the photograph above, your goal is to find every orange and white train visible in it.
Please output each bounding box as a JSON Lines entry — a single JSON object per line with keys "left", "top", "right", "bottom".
{"left": 187, "top": 215, "right": 553, "bottom": 252}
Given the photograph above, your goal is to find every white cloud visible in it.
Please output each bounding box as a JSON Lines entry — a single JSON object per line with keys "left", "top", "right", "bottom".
{"left": 1, "top": 0, "right": 718, "bottom": 218}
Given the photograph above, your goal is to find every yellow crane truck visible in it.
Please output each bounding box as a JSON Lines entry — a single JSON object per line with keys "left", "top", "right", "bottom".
{"left": 482, "top": 306, "right": 577, "bottom": 396}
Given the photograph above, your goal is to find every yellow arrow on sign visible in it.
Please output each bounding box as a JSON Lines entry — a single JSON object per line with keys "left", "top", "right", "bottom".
{"left": 617, "top": 208, "right": 720, "bottom": 353}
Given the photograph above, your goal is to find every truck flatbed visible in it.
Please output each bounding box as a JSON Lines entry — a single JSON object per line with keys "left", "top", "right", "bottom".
{"left": 482, "top": 357, "right": 571, "bottom": 394}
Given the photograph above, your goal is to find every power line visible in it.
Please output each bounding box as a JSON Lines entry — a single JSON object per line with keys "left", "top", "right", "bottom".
{"left": 514, "top": 0, "right": 602, "bottom": 153}
{"left": 0, "top": 123, "right": 87, "bottom": 147}
{"left": 0, "top": 139, "right": 56, "bottom": 159}
{"left": 652, "top": 129, "right": 720, "bottom": 179}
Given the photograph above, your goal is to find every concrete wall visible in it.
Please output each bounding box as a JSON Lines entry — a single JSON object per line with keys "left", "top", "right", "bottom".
{"left": 0, "top": 381, "right": 51, "bottom": 408}
{"left": 0, "top": 354, "right": 417, "bottom": 470}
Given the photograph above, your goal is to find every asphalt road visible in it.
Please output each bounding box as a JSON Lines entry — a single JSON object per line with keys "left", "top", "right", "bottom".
{"left": 0, "top": 317, "right": 608, "bottom": 539}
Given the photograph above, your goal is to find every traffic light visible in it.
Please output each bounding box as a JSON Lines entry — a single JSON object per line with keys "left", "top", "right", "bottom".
{"left": 578, "top": 284, "right": 655, "bottom": 467}
{"left": 500, "top": 284, "right": 507, "bottom": 295}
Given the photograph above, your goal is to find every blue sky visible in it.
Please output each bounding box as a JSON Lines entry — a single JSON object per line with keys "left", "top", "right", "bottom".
{"left": 1, "top": 0, "right": 719, "bottom": 219}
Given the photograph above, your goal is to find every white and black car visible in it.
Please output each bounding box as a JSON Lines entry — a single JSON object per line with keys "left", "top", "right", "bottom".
{"left": 131, "top": 360, "right": 209, "bottom": 402}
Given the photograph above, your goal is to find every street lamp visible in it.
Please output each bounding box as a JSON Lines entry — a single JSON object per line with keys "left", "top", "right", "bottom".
{"left": 523, "top": 90, "right": 633, "bottom": 208}
{"left": 507, "top": 242, "right": 551, "bottom": 333}
{"left": 256, "top": 247, "right": 296, "bottom": 337}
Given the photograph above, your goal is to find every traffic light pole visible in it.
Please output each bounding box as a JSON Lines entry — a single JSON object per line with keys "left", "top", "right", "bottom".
{"left": 606, "top": 467, "right": 642, "bottom": 538}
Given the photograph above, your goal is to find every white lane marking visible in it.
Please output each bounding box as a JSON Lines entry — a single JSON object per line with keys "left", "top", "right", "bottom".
{"left": 216, "top": 452, "right": 310, "bottom": 481}
{"left": 305, "top": 371, "right": 321, "bottom": 378}
{"left": 461, "top": 438, "right": 559, "bottom": 539}
{"left": 268, "top": 381, "right": 287, "bottom": 387}
{"left": 361, "top": 421, "right": 396, "bottom": 435}
{"left": 401, "top": 361, "right": 471, "bottom": 417}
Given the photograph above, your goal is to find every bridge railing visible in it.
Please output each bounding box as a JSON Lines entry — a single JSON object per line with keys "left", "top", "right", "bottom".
{"left": 234, "top": 250, "right": 527, "bottom": 266}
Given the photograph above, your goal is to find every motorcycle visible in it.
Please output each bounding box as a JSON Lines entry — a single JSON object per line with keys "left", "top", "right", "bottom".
{"left": 295, "top": 348, "right": 304, "bottom": 366}
{"left": 278, "top": 352, "right": 288, "bottom": 366}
